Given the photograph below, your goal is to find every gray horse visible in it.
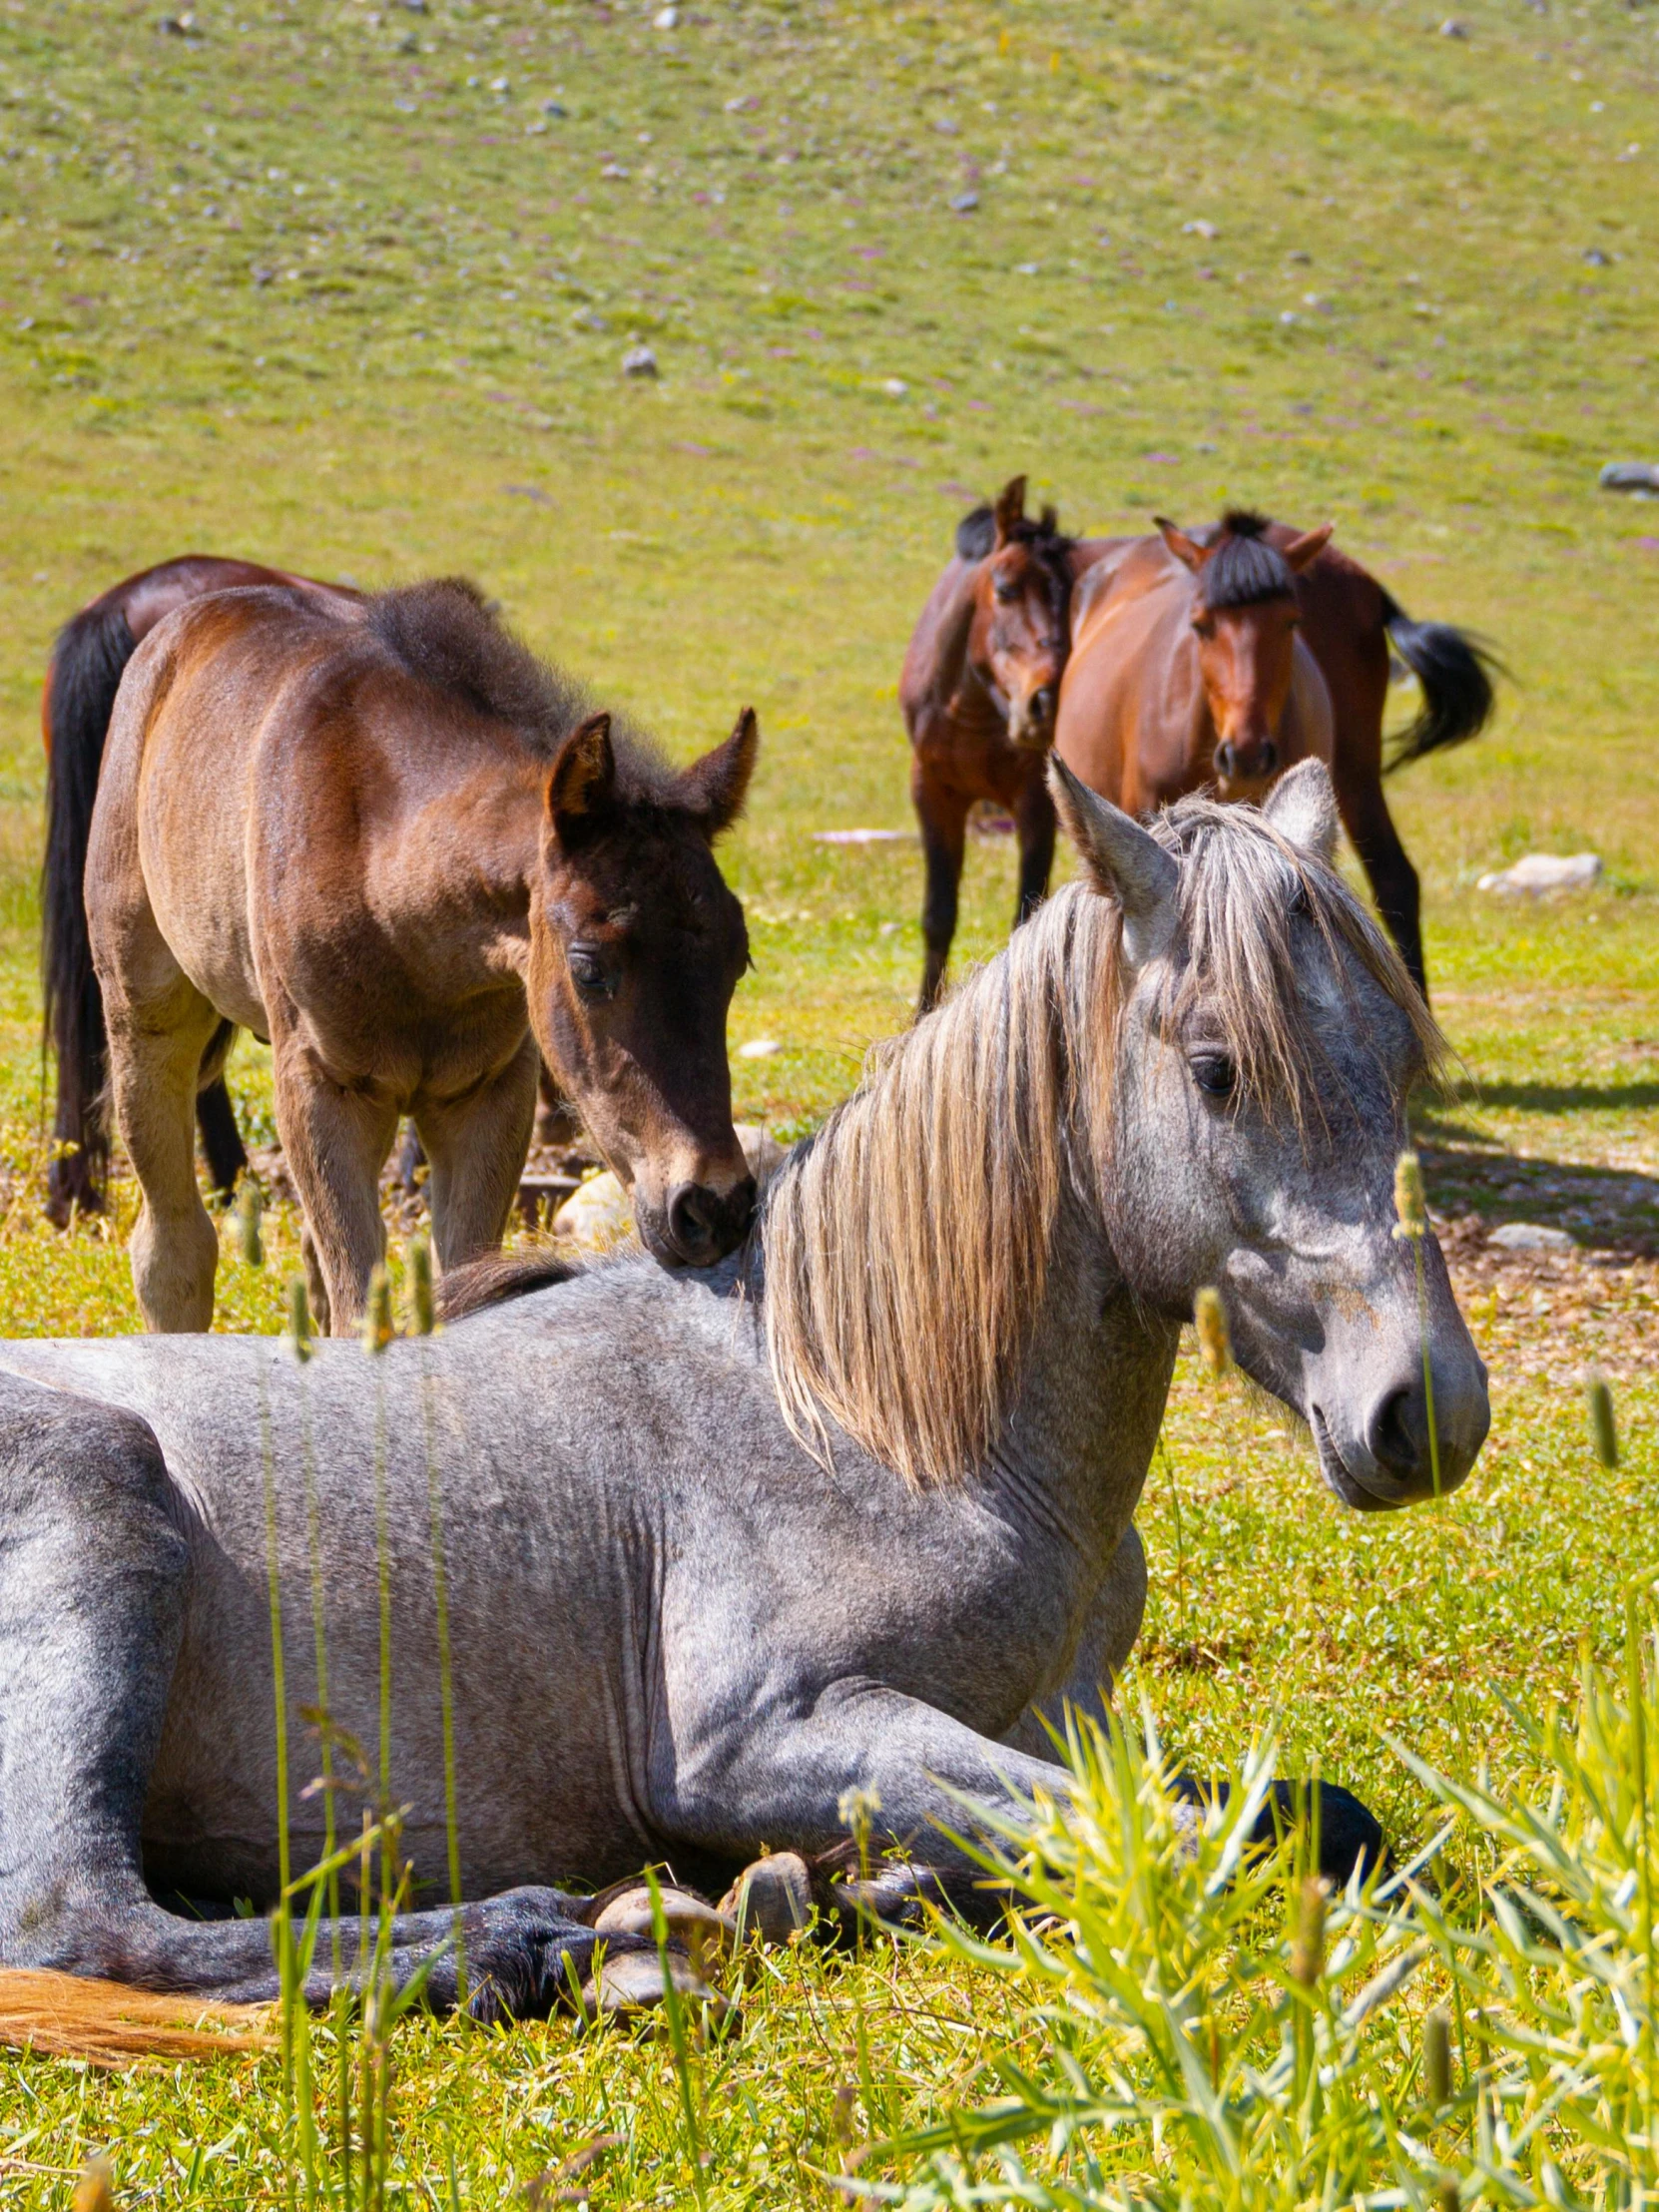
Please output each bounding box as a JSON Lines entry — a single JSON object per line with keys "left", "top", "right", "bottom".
{"left": 0, "top": 761, "right": 1486, "bottom": 2019}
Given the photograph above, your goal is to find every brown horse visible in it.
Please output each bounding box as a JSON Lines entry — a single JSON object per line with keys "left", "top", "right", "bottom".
{"left": 900, "top": 477, "right": 1112, "bottom": 1011}
{"left": 1053, "top": 511, "right": 1498, "bottom": 996}
{"left": 42, "top": 557, "right": 337, "bottom": 1222}
{"left": 75, "top": 577, "right": 759, "bottom": 1333}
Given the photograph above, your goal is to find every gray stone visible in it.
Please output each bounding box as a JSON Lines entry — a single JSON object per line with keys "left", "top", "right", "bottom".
{"left": 1476, "top": 852, "right": 1601, "bottom": 896}
{"left": 1488, "top": 1221, "right": 1576, "bottom": 1253}
{"left": 1600, "top": 461, "right": 1659, "bottom": 494}
{"left": 622, "top": 343, "right": 659, "bottom": 378}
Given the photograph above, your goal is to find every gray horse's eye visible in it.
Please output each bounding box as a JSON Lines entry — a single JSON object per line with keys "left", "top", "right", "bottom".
{"left": 568, "top": 948, "right": 615, "bottom": 1001}
{"left": 1190, "top": 1052, "right": 1236, "bottom": 1099}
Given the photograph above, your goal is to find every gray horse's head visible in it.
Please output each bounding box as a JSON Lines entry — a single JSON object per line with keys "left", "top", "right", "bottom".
{"left": 1052, "top": 756, "right": 1488, "bottom": 1510}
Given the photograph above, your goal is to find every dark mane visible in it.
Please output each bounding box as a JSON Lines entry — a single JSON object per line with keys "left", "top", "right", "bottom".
{"left": 439, "top": 1247, "right": 585, "bottom": 1322}
{"left": 365, "top": 579, "right": 680, "bottom": 801}
{"left": 1198, "top": 511, "right": 1296, "bottom": 612}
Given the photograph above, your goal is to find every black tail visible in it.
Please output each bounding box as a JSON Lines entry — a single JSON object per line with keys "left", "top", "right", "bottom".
{"left": 1379, "top": 589, "right": 1501, "bottom": 772}
{"left": 42, "top": 598, "right": 138, "bottom": 1216}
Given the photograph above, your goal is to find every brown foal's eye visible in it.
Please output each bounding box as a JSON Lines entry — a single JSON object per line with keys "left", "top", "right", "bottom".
{"left": 1193, "top": 616, "right": 1216, "bottom": 641}
{"left": 567, "top": 948, "right": 614, "bottom": 1001}
{"left": 993, "top": 578, "right": 1019, "bottom": 604}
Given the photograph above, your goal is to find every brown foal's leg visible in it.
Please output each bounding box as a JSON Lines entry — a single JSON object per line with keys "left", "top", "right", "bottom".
{"left": 913, "top": 769, "right": 969, "bottom": 1017}
{"left": 272, "top": 1039, "right": 400, "bottom": 1337}
{"left": 106, "top": 995, "right": 224, "bottom": 1334}
{"left": 416, "top": 1034, "right": 540, "bottom": 1276}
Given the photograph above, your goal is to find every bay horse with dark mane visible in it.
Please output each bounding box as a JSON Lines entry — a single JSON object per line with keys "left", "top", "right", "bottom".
{"left": 900, "top": 476, "right": 1111, "bottom": 1011}
{"left": 70, "top": 576, "right": 759, "bottom": 1333}
{"left": 42, "top": 557, "right": 333, "bottom": 1222}
{"left": 1053, "top": 510, "right": 1498, "bottom": 997}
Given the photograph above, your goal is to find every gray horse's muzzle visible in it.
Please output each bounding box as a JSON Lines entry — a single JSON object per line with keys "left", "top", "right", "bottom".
{"left": 1309, "top": 1344, "right": 1490, "bottom": 1511}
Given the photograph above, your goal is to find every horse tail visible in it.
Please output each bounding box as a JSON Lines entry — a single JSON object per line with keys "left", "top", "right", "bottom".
{"left": 1378, "top": 588, "right": 1500, "bottom": 771}
{"left": 41, "top": 596, "right": 136, "bottom": 1203}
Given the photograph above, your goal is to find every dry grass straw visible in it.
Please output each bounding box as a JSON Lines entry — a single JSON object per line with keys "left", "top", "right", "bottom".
{"left": 0, "top": 1966, "right": 275, "bottom": 2066}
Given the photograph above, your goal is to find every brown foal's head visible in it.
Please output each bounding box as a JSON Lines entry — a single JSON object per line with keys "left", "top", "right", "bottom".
{"left": 963, "top": 475, "right": 1073, "bottom": 751}
{"left": 1155, "top": 511, "right": 1333, "bottom": 799}
{"left": 527, "top": 707, "right": 760, "bottom": 1269}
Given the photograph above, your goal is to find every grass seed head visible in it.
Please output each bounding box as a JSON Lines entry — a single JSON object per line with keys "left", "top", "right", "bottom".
{"left": 72, "top": 2156, "right": 115, "bottom": 2212}
{"left": 362, "top": 1264, "right": 394, "bottom": 1356}
{"left": 1424, "top": 2005, "right": 1452, "bottom": 2107}
{"left": 1291, "top": 1874, "right": 1326, "bottom": 1985}
{"left": 285, "top": 1272, "right": 312, "bottom": 1364}
{"left": 1194, "top": 1285, "right": 1231, "bottom": 1377}
{"left": 1586, "top": 1369, "right": 1618, "bottom": 1468}
{"left": 1393, "top": 1151, "right": 1428, "bottom": 1241}
{"left": 236, "top": 1177, "right": 264, "bottom": 1268}
{"left": 407, "top": 1232, "right": 435, "bottom": 1336}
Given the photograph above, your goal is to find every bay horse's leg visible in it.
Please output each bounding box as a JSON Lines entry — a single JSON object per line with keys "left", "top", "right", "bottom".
{"left": 271, "top": 1041, "right": 400, "bottom": 1337}
{"left": 416, "top": 1033, "right": 540, "bottom": 1275}
{"left": 1336, "top": 780, "right": 1426, "bottom": 999}
{"left": 913, "top": 768, "right": 969, "bottom": 1016}
{"left": 105, "top": 994, "right": 223, "bottom": 1334}
{"left": 0, "top": 1373, "right": 639, "bottom": 2018}
{"left": 1012, "top": 763, "right": 1057, "bottom": 928}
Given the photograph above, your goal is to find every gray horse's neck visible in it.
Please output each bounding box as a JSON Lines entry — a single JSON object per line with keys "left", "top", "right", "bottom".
{"left": 975, "top": 1155, "right": 1177, "bottom": 1575}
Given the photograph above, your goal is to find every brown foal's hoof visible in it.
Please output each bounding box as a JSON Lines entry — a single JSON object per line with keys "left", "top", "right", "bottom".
{"left": 591, "top": 1885, "right": 737, "bottom": 1968}
{"left": 577, "top": 1947, "right": 734, "bottom": 2029}
{"left": 721, "top": 1852, "right": 814, "bottom": 1944}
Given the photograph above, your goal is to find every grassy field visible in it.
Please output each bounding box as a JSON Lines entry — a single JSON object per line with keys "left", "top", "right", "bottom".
{"left": 0, "top": 0, "right": 1656, "bottom": 2201}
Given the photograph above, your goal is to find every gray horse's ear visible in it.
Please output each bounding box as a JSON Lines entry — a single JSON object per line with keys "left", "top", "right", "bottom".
{"left": 546, "top": 712, "right": 616, "bottom": 833}
{"left": 681, "top": 707, "right": 760, "bottom": 838}
{"left": 1047, "top": 757, "right": 1179, "bottom": 965}
{"left": 1264, "top": 758, "right": 1339, "bottom": 867}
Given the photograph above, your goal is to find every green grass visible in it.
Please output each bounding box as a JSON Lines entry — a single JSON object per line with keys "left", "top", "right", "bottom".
{"left": 0, "top": 0, "right": 1655, "bottom": 2201}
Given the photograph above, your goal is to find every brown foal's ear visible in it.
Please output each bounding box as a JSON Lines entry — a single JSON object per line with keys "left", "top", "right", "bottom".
{"left": 1047, "top": 755, "right": 1180, "bottom": 966}
{"left": 1154, "top": 516, "right": 1209, "bottom": 572}
{"left": 1282, "top": 521, "right": 1335, "bottom": 573}
{"left": 681, "top": 707, "right": 760, "bottom": 838}
{"left": 546, "top": 712, "right": 616, "bottom": 835}
{"left": 992, "top": 475, "right": 1027, "bottom": 548}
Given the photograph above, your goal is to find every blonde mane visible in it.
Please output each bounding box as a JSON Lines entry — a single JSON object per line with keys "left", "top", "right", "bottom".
{"left": 760, "top": 798, "right": 1442, "bottom": 1491}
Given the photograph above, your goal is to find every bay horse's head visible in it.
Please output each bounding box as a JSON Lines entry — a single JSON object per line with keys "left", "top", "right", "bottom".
{"left": 529, "top": 708, "right": 760, "bottom": 1269}
{"left": 1155, "top": 510, "right": 1332, "bottom": 798}
{"left": 958, "top": 475, "right": 1074, "bottom": 750}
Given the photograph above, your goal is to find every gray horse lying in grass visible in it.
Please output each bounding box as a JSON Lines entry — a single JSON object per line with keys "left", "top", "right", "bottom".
{"left": 0, "top": 759, "right": 1486, "bottom": 2021}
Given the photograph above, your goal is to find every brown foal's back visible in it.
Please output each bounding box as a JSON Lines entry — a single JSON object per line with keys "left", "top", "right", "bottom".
{"left": 86, "top": 578, "right": 759, "bottom": 1333}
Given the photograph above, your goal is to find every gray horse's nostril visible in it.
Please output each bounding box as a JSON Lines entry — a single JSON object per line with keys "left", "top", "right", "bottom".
{"left": 1367, "top": 1384, "right": 1423, "bottom": 1481}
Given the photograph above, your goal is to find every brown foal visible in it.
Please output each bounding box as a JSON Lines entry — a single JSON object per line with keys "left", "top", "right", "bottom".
{"left": 85, "top": 578, "right": 759, "bottom": 1333}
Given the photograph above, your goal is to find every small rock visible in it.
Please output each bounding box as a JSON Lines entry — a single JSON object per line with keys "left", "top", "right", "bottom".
{"left": 1584, "top": 247, "right": 1612, "bottom": 267}
{"left": 1439, "top": 16, "right": 1467, "bottom": 34}
{"left": 1182, "top": 218, "right": 1218, "bottom": 238}
{"left": 1488, "top": 1221, "right": 1577, "bottom": 1253}
{"left": 739, "top": 1037, "right": 781, "bottom": 1059}
{"left": 654, "top": 3, "right": 679, "bottom": 24}
{"left": 882, "top": 376, "right": 907, "bottom": 396}
{"left": 948, "top": 191, "right": 979, "bottom": 214}
{"left": 542, "top": 98, "right": 568, "bottom": 117}
{"left": 1599, "top": 460, "right": 1659, "bottom": 493}
{"left": 553, "top": 1172, "right": 634, "bottom": 1251}
{"left": 1476, "top": 852, "right": 1602, "bottom": 896}
{"left": 622, "top": 343, "right": 658, "bottom": 377}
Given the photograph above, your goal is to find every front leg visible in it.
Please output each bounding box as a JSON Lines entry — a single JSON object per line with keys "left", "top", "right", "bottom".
{"left": 912, "top": 765, "right": 969, "bottom": 1016}
{"left": 1002, "top": 1525, "right": 1146, "bottom": 1760}
{"left": 1011, "top": 763, "right": 1057, "bottom": 929}
{"left": 272, "top": 1030, "right": 401, "bottom": 1336}
{"left": 659, "top": 1680, "right": 1077, "bottom": 1877}
{"left": 414, "top": 1032, "right": 540, "bottom": 1275}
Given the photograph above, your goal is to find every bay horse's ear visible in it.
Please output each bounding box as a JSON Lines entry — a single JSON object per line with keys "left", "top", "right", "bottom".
{"left": 681, "top": 707, "right": 759, "bottom": 839}
{"left": 1154, "top": 516, "right": 1208, "bottom": 573}
{"left": 1047, "top": 756, "right": 1179, "bottom": 966}
{"left": 1264, "top": 758, "right": 1340, "bottom": 867}
{"left": 1282, "top": 522, "right": 1335, "bottom": 574}
{"left": 992, "top": 475, "right": 1027, "bottom": 549}
{"left": 546, "top": 712, "right": 616, "bottom": 836}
